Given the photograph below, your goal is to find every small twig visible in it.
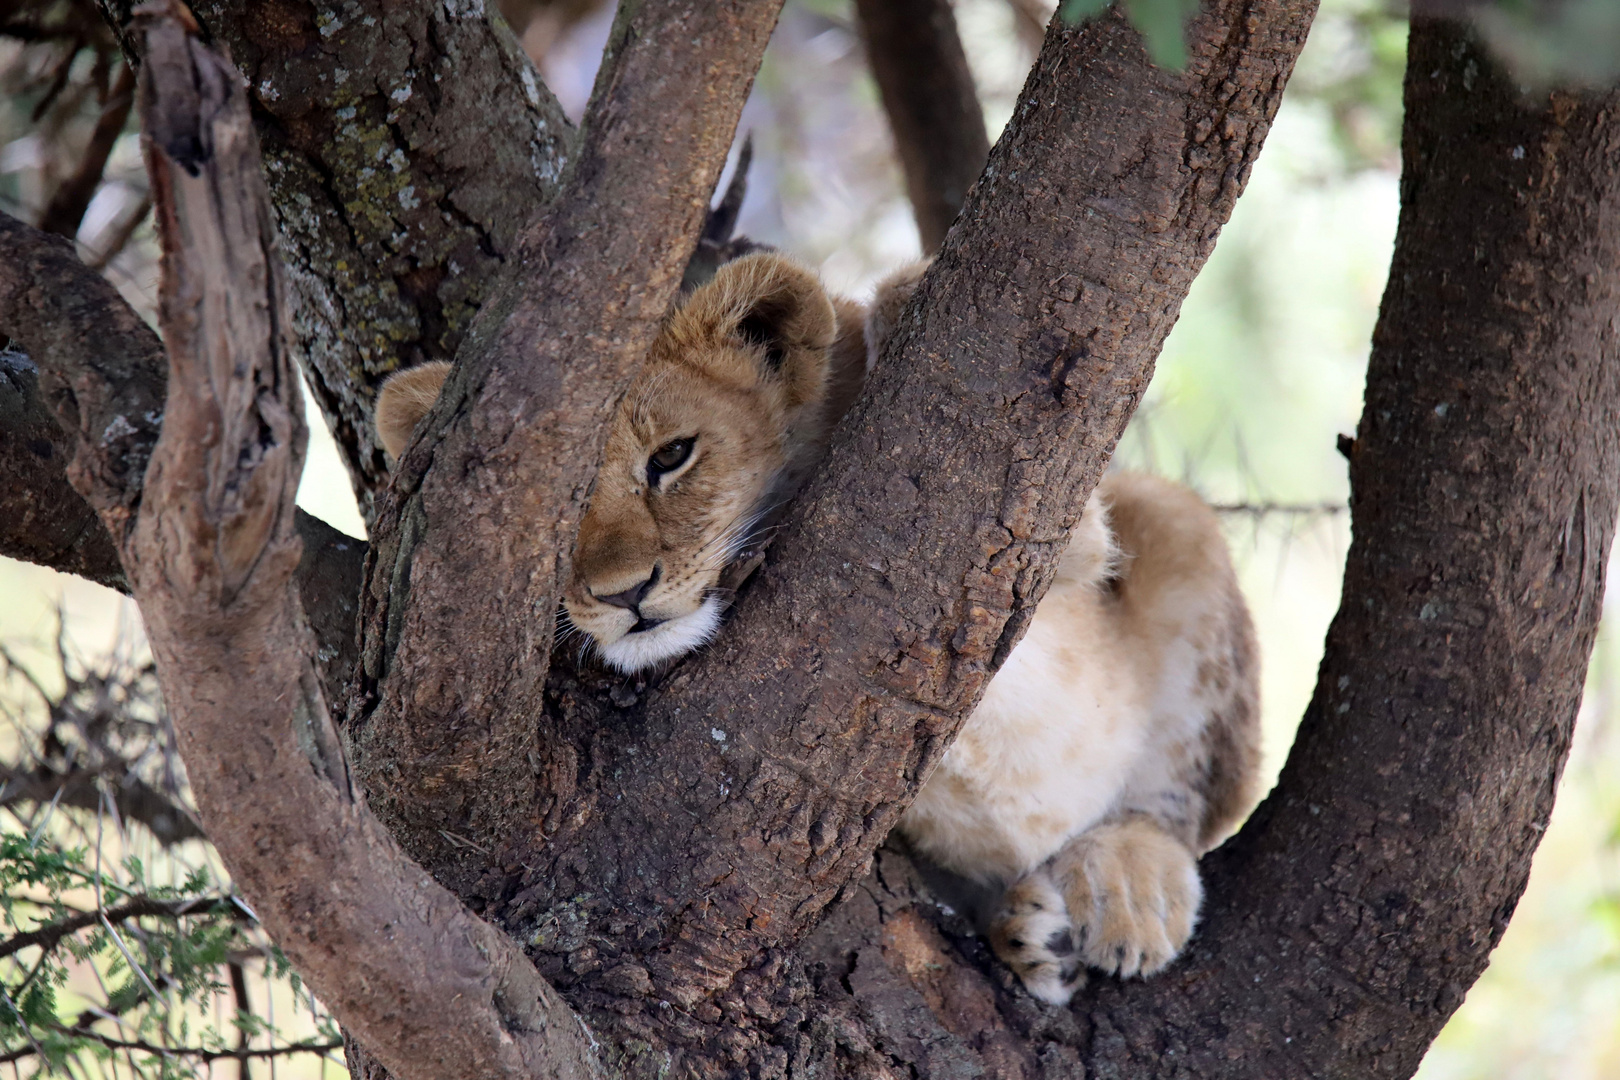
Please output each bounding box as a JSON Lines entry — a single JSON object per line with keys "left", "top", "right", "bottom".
{"left": 1210, "top": 501, "right": 1348, "bottom": 516}
{"left": 38, "top": 62, "right": 138, "bottom": 238}
{"left": 0, "top": 895, "right": 232, "bottom": 962}
{"left": 0, "top": 1028, "right": 342, "bottom": 1065}
{"left": 85, "top": 194, "right": 152, "bottom": 271}
{"left": 229, "top": 961, "right": 253, "bottom": 1080}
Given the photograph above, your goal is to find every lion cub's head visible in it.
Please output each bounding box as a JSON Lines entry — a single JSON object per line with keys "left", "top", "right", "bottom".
{"left": 376, "top": 252, "right": 901, "bottom": 675}
{"left": 564, "top": 253, "right": 863, "bottom": 672}
{"left": 374, "top": 254, "right": 913, "bottom": 676}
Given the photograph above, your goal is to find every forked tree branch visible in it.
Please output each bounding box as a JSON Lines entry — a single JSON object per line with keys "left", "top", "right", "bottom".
{"left": 44, "top": 11, "right": 600, "bottom": 1079}
{"left": 372, "top": 0, "right": 1322, "bottom": 1048}
{"left": 854, "top": 0, "right": 991, "bottom": 251}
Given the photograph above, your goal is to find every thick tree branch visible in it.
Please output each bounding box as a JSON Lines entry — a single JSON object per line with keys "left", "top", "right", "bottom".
{"left": 0, "top": 211, "right": 364, "bottom": 702}
{"left": 46, "top": 16, "right": 600, "bottom": 1079}
{"left": 93, "top": 0, "right": 578, "bottom": 522}
{"left": 0, "top": 347, "right": 127, "bottom": 592}
{"left": 351, "top": 0, "right": 787, "bottom": 874}
{"left": 854, "top": 0, "right": 990, "bottom": 251}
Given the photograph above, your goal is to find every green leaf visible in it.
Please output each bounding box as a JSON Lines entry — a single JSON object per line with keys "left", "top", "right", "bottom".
{"left": 1059, "top": 0, "right": 1112, "bottom": 22}
{"left": 1058, "top": 0, "right": 1197, "bottom": 70}
{"left": 1123, "top": 0, "right": 1197, "bottom": 69}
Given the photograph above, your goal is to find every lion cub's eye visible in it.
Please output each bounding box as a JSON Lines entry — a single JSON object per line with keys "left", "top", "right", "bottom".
{"left": 646, "top": 437, "right": 695, "bottom": 483}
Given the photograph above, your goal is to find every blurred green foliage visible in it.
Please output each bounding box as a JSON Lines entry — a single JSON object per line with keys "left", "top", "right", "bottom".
{"left": 1063, "top": 0, "right": 1620, "bottom": 93}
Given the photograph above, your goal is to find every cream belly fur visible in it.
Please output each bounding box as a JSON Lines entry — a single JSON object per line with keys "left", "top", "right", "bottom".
{"left": 901, "top": 498, "right": 1144, "bottom": 885}
{"left": 900, "top": 472, "right": 1259, "bottom": 1003}
{"left": 373, "top": 255, "right": 1260, "bottom": 1008}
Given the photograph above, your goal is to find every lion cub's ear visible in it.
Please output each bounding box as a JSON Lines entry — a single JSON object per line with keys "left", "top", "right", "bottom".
{"left": 675, "top": 252, "right": 838, "bottom": 409}
{"left": 375, "top": 360, "right": 452, "bottom": 460}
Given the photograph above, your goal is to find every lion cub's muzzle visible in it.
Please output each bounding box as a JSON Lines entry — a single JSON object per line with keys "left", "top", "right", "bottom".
{"left": 564, "top": 561, "right": 724, "bottom": 676}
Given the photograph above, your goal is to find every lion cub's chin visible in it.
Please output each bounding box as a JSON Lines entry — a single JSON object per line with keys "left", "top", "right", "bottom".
{"left": 591, "top": 595, "right": 725, "bottom": 675}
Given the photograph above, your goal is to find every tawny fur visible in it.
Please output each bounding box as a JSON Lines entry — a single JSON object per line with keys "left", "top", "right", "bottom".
{"left": 375, "top": 361, "right": 453, "bottom": 459}
{"left": 373, "top": 253, "right": 1261, "bottom": 1006}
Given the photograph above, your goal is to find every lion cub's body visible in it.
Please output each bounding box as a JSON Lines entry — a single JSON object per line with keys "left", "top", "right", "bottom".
{"left": 375, "top": 252, "right": 1260, "bottom": 1007}
{"left": 898, "top": 473, "right": 1258, "bottom": 1001}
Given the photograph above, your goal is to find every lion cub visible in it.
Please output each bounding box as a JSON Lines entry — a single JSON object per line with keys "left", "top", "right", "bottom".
{"left": 375, "top": 252, "right": 1260, "bottom": 1005}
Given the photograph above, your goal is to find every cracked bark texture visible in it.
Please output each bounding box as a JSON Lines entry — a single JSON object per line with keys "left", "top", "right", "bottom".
{"left": 97, "top": 0, "right": 575, "bottom": 523}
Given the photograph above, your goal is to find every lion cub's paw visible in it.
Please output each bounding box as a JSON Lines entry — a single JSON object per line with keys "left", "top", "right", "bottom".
{"left": 1054, "top": 820, "right": 1202, "bottom": 979}
{"left": 989, "top": 872, "right": 1084, "bottom": 1005}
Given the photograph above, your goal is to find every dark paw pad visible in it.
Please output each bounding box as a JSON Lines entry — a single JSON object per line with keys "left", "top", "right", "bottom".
{"left": 1045, "top": 929, "right": 1076, "bottom": 957}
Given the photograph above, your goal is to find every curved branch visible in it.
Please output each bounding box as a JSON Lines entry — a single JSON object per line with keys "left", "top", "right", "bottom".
{"left": 854, "top": 0, "right": 990, "bottom": 251}
{"left": 78, "top": 16, "right": 600, "bottom": 1079}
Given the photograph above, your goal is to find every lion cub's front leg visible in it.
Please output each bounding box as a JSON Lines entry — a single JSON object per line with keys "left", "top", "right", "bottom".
{"left": 989, "top": 818, "right": 1202, "bottom": 1004}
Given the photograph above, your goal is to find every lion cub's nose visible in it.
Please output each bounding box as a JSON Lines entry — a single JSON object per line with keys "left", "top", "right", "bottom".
{"left": 595, "top": 565, "right": 660, "bottom": 612}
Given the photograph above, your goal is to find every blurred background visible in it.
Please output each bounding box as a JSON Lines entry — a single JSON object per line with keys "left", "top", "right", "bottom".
{"left": 2, "top": 0, "right": 1619, "bottom": 1075}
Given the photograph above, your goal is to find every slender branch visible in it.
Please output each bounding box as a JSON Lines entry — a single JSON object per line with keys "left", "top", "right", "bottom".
{"left": 85, "top": 193, "right": 151, "bottom": 271}
{"left": 37, "top": 61, "right": 136, "bottom": 239}
{"left": 854, "top": 0, "right": 990, "bottom": 251}
{"left": 0, "top": 766, "right": 204, "bottom": 846}
{"left": 1210, "top": 501, "right": 1347, "bottom": 515}
{"left": 0, "top": 1029, "right": 342, "bottom": 1065}
{"left": 0, "top": 895, "right": 229, "bottom": 962}
{"left": 228, "top": 960, "right": 252, "bottom": 1080}
{"left": 115, "top": 12, "right": 598, "bottom": 1080}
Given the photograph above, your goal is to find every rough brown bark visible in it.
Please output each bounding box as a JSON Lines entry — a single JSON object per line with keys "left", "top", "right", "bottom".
{"left": 854, "top": 0, "right": 990, "bottom": 251}
{"left": 108, "top": 14, "right": 599, "bottom": 1080}
{"left": 94, "top": 0, "right": 576, "bottom": 523}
